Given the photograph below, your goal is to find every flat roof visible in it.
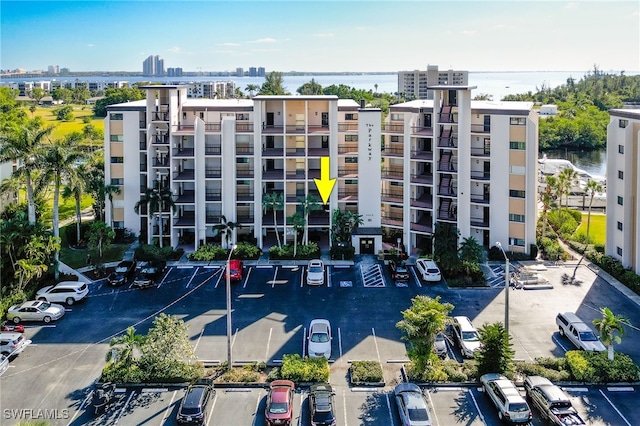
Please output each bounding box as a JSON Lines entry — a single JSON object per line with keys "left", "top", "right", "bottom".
{"left": 427, "top": 84, "right": 477, "bottom": 90}
{"left": 253, "top": 95, "right": 339, "bottom": 101}
{"left": 106, "top": 99, "right": 146, "bottom": 110}
{"left": 391, "top": 99, "right": 533, "bottom": 114}
{"left": 609, "top": 108, "right": 640, "bottom": 119}
{"left": 138, "top": 84, "right": 190, "bottom": 89}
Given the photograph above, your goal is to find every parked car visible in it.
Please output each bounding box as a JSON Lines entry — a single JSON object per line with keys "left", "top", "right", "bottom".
{"left": 556, "top": 312, "right": 606, "bottom": 352}
{"left": 452, "top": 316, "right": 481, "bottom": 358}
{"left": 524, "top": 375, "right": 585, "bottom": 425}
{"left": 308, "top": 319, "right": 332, "bottom": 359}
{"left": 414, "top": 259, "right": 441, "bottom": 282}
{"left": 433, "top": 332, "right": 448, "bottom": 358}
{"left": 394, "top": 383, "right": 432, "bottom": 426}
{"left": 0, "top": 354, "right": 8, "bottom": 376}
{"left": 265, "top": 379, "right": 295, "bottom": 426}
{"left": 307, "top": 259, "right": 325, "bottom": 286}
{"left": 389, "top": 259, "right": 410, "bottom": 282}
{"left": 225, "top": 259, "right": 244, "bottom": 283}
{"left": 309, "top": 383, "right": 336, "bottom": 426}
{"left": 108, "top": 260, "right": 137, "bottom": 286}
{"left": 0, "top": 332, "right": 31, "bottom": 358}
{"left": 176, "top": 379, "right": 214, "bottom": 425}
{"left": 133, "top": 261, "right": 166, "bottom": 288}
{"left": 480, "top": 373, "right": 532, "bottom": 424}
{"left": 6, "top": 300, "right": 65, "bottom": 323}
{"left": 36, "top": 281, "right": 88, "bottom": 305}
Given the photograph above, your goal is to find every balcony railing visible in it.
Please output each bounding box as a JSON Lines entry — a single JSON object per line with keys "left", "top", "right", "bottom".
{"left": 338, "top": 168, "right": 358, "bottom": 177}
{"left": 174, "top": 169, "right": 195, "bottom": 180}
{"left": 205, "top": 168, "right": 221, "bottom": 178}
{"left": 286, "top": 170, "right": 306, "bottom": 180}
{"left": 437, "top": 185, "right": 458, "bottom": 197}
{"left": 411, "top": 126, "right": 433, "bottom": 136}
{"left": 173, "top": 148, "right": 195, "bottom": 157}
{"left": 437, "top": 161, "right": 457, "bottom": 172}
{"left": 381, "top": 169, "right": 403, "bottom": 179}
{"left": 153, "top": 158, "right": 169, "bottom": 167}
{"left": 470, "top": 194, "right": 490, "bottom": 204}
{"left": 437, "top": 136, "right": 458, "bottom": 148}
{"left": 236, "top": 168, "right": 254, "bottom": 178}
{"left": 337, "top": 122, "right": 358, "bottom": 132}
{"left": 205, "top": 122, "right": 221, "bottom": 132}
{"left": 411, "top": 221, "right": 433, "bottom": 233}
{"left": 262, "top": 125, "right": 285, "bottom": 134}
{"left": 236, "top": 145, "right": 254, "bottom": 155}
{"left": 381, "top": 192, "right": 403, "bottom": 203}
{"left": 308, "top": 213, "right": 330, "bottom": 225}
{"left": 470, "top": 217, "right": 490, "bottom": 227}
{"left": 470, "top": 171, "right": 490, "bottom": 180}
{"left": 338, "top": 190, "right": 358, "bottom": 200}
{"left": 307, "top": 125, "right": 330, "bottom": 134}
{"left": 411, "top": 195, "right": 433, "bottom": 208}
{"left": 175, "top": 190, "right": 195, "bottom": 203}
{"left": 262, "top": 147, "right": 284, "bottom": 156}
{"left": 152, "top": 111, "right": 169, "bottom": 121}
{"left": 237, "top": 213, "right": 255, "bottom": 223}
{"left": 381, "top": 214, "right": 403, "bottom": 226}
{"left": 285, "top": 125, "right": 306, "bottom": 133}
{"left": 205, "top": 190, "right": 221, "bottom": 201}
{"left": 308, "top": 147, "right": 330, "bottom": 157}
{"left": 205, "top": 145, "right": 222, "bottom": 155}
{"left": 338, "top": 145, "right": 358, "bottom": 154}
{"left": 411, "top": 174, "right": 433, "bottom": 185}
{"left": 206, "top": 214, "right": 222, "bottom": 224}
{"left": 308, "top": 169, "right": 321, "bottom": 179}
{"left": 382, "top": 147, "right": 404, "bottom": 157}
{"left": 381, "top": 123, "right": 404, "bottom": 133}
{"left": 285, "top": 147, "right": 305, "bottom": 156}
{"left": 153, "top": 134, "right": 169, "bottom": 145}
{"left": 236, "top": 123, "right": 254, "bottom": 133}
{"left": 437, "top": 210, "right": 457, "bottom": 222}
{"left": 174, "top": 213, "right": 195, "bottom": 226}
{"left": 471, "top": 124, "right": 491, "bottom": 133}
{"left": 411, "top": 150, "right": 433, "bottom": 160}
{"left": 263, "top": 169, "right": 284, "bottom": 179}
{"left": 470, "top": 147, "right": 490, "bottom": 157}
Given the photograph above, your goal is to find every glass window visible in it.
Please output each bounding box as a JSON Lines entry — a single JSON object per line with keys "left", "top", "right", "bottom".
{"left": 110, "top": 134, "right": 123, "bottom": 142}
{"left": 509, "top": 117, "right": 526, "bottom": 125}
{"left": 345, "top": 157, "right": 358, "bottom": 163}
{"left": 510, "top": 165, "right": 526, "bottom": 175}
{"left": 619, "top": 145, "right": 624, "bottom": 154}
{"left": 109, "top": 113, "right": 123, "bottom": 121}
{"left": 617, "top": 221, "right": 623, "bottom": 231}
{"left": 110, "top": 157, "right": 124, "bottom": 164}
{"left": 345, "top": 113, "right": 358, "bottom": 120}
{"left": 110, "top": 178, "right": 124, "bottom": 186}
{"left": 617, "top": 247, "right": 623, "bottom": 256}
{"left": 509, "top": 214, "right": 525, "bottom": 223}
{"left": 618, "top": 196, "right": 623, "bottom": 205}
{"left": 619, "top": 119, "right": 628, "bottom": 128}
{"left": 345, "top": 135, "right": 358, "bottom": 142}
{"left": 509, "top": 238, "right": 525, "bottom": 247}
{"left": 618, "top": 170, "right": 623, "bottom": 179}
{"left": 509, "top": 190, "right": 525, "bottom": 198}
{"left": 509, "top": 141, "right": 526, "bottom": 150}
{"left": 390, "top": 113, "right": 403, "bottom": 121}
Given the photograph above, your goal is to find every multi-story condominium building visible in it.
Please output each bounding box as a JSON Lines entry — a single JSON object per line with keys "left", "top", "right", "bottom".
{"left": 249, "top": 67, "right": 257, "bottom": 77}
{"left": 167, "top": 67, "right": 183, "bottom": 77}
{"left": 398, "top": 65, "right": 469, "bottom": 100}
{"left": 236, "top": 68, "right": 244, "bottom": 77}
{"left": 258, "top": 67, "right": 266, "bottom": 77}
{"left": 606, "top": 109, "right": 640, "bottom": 273}
{"left": 143, "top": 55, "right": 165, "bottom": 77}
{"left": 105, "top": 81, "right": 538, "bottom": 256}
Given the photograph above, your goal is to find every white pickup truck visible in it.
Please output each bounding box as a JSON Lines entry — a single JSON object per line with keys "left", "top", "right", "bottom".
{"left": 555, "top": 312, "right": 606, "bottom": 352}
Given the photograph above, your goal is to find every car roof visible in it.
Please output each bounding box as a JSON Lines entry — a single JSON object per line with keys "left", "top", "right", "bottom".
{"left": 182, "top": 385, "right": 208, "bottom": 407}
{"left": 270, "top": 382, "right": 293, "bottom": 403}
{"left": 310, "top": 319, "right": 330, "bottom": 329}
{"left": 52, "top": 281, "right": 85, "bottom": 288}
{"left": 0, "top": 332, "right": 22, "bottom": 339}
{"left": 536, "top": 384, "right": 570, "bottom": 402}
{"left": 525, "top": 375, "right": 552, "bottom": 388}
{"left": 309, "top": 259, "right": 323, "bottom": 265}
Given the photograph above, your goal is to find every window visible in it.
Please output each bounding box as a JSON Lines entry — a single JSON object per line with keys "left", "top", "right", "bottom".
{"left": 619, "top": 145, "right": 624, "bottom": 154}
{"left": 617, "top": 196, "right": 623, "bottom": 206}
{"left": 618, "top": 170, "right": 624, "bottom": 179}
{"left": 112, "top": 221, "right": 124, "bottom": 229}
{"left": 617, "top": 221, "right": 623, "bottom": 231}
{"left": 617, "top": 247, "right": 623, "bottom": 256}
{"left": 619, "top": 119, "right": 628, "bottom": 128}
{"left": 345, "top": 113, "right": 358, "bottom": 120}
{"left": 110, "top": 134, "right": 123, "bottom": 142}
{"left": 391, "top": 136, "right": 400, "bottom": 142}
{"left": 109, "top": 113, "right": 123, "bottom": 121}
{"left": 509, "top": 214, "right": 525, "bottom": 223}
{"left": 236, "top": 157, "right": 249, "bottom": 163}
{"left": 345, "top": 157, "right": 358, "bottom": 163}
{"left": 345, "top": 135, "right": 358, "bottom": 142}
{"left": 509, "top": 238, "right": 525, "bottom": 247}
{"left": 200, "top": 112, "right": 204, "bottom": 119}
{"left": 509, "top": 117, "right": 526, "bottom": 125}
{"left": 510, "top": 165, "right": 526, "bottom": 175}
{"left": 509, "top": 190, "right": 525, "bottom": 198}
{"left": 236, "top": 113, "right": 249, "bottom": 121}
{"left": 110, "top": 178, "right": 124, "bottom": 186}
{"left": 110, "top": 157, "right": 124, "bottom": 164}
{"left": 390, "top": 113, "right": 403, "bottom": 121}
{"left": 345, "top": 179, "right": 358, "bottom": 185}
{"left": 509, "top": 141, "right": 526, "bottom": 150}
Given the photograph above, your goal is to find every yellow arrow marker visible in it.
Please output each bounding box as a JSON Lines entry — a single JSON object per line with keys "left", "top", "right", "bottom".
{"left": 313, "top": 157, "right": 336, "bottom": 204}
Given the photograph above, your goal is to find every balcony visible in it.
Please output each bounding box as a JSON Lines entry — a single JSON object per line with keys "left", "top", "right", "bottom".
{"left": 237, "top": 212, "right": 255, "bottom": 223}
{"left": 308, "top": 212, "right": 329, "bottom": 225}
{"left": 411, "top": 194, "right": 433, "bottom": 208}
{"left": 236, "top": 122, "right": 254, "bottom": 133}
{"left": 471, "top": 147, "right": 490, "bottom": 157}
{"left": 286, "top": 170, "right": 306, "bottom": 180}
{"left": 381, "top": 191, "right": 403, "bottom": 203}
{"left": 437, "top": 160, "right": 457, "bottom": 172}
{"left": 381, "top": 168, "right": 403, "bottom": 180}
{"left": 237, "top": 189, "right": 254, "bottom": 201}
{"left": 381, "top": 213, "right": 403, "bottom": 227}
{"left": 262, "top": 125, "right": 285, "bottom": 134}
{"left": 382, "top": 146, "right": 404, "bottom": 157}
{"left": 262, "top": 147, "right": 284, "bottom": 156}
{"left": 411, "top": 173, "right": 433, "bottom": 185}
{"left": 262, "top": 211, "right": 284, "bottom": 225}
{"left": 338, "top": 144, "right": 358, "bottom": 155}
{"left": 154, "top": 134, "right": 169, "bottom": 145}
{"left": 174, "top": 212, "right": 195, "bottom": 226}
{"left": 140, "top": 163, "right": 147, "bottom": 172}
{"left": 285, "top": 125, "right": 305, "bottom": 133}
{"left": 205, "top": 190, "right": 221, "bottom": 201}
{"left": 437, "top": 200, "right": 457, "bottom": 222}
{"left": 470, "top": 171, "right": 490, "bottom": 180}
{"left": 470, "top": 216, "right": 490, "bottom": 228}
{"left": 205, "top": 168, "right": 221, "bottom": 178}
{"left": 437, "top": 105, "right": 456, "bottom": 124}
{"left": 437, "top": 185, "right": 457, "bottom": 197}
{"left": 151, "top": 110, "right": 169, "bottom": 121}
{"left": 437, "top": 128, "right": 457, "bottom": 148}
{"left": 471, "top": 124, "right": 491, "bottom": 133}
{"left": 236, "top": 168, "right": 255, "bottom": 178}
{"left": 173, "top": 148, "right": 195, "bottom": 157}
{"left": 174, "top": 124, "right": 194, "bottom": 133}
{"left": 308, "top": 147, "right": 330, "bottom": 157}
{"left": 286, "top": 193, "right": 305, "bottom": 203}
{"left": 308, "top": 125, "right": 329, "bottom": 134}
{"left": 205, "top": 145, "right": 222, "bottom": 155}
{"left": 338, "top": 167, "right": 358, "bottom": 178}
{"left": 236, "top": 145, "right": 254, "bottom": 155}
{"left": 174, "top": 169, "right": 195, "bottom": 181}
{"left": 153, "top": 157, "right": 169, "bottom": 167}
{"left": 175, "top": 190, "right": 195, "bottom": 203}
{"left": 470, "top": 194, "right": 490, "bottom": 204}
{"left": 263, "top": 169, "right": 284, "bottom": 180}
{"left": 411, "top": 218, "right": 433, "bottom": 233}
{"left": 411, "top": 126, "right": 433, "bottom": 136}
{"left": 205, "top": 213, "right": 222, "bottom": 224}
{"left": 337, "top": 122, "right": 358, "bottom": 132}
{"left": 411, "top": 150, "right": 433, "bottom": 161}
{"left": 381, "top": 123, "right": 404, "bottom": 133}
{"left": 285, "top": 147, "right": 305, "bottom": 157}
{"left": 338, "top": 190, "right": 358, "bottom": 201}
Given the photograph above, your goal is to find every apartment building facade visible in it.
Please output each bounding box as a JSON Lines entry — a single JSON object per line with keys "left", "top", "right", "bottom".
{"left": 398, "top": 65, "right": 469, "bottom": 100}
{"left": 606, "top": 109, "right": 640, "bottom": 273}
{"left": 105, "top": 84, "right": 538, "bottom": 256}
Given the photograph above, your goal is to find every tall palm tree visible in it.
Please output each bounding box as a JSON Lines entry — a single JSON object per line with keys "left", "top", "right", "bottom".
{"left": 558, "top": 168, "right": 579, "bottom": 209}
{"left": 245, "top": 84, "right": 260, "bottom": 97}
{"left": 38, "top": 135, "right": 86, "bottom": 278}
{"left": 573, "top": 179, "right": 605, "bottom": 277}
{"left": 593, "top": 307, "right": 630, "bottom": 361}
{"left": 62, "top": 162, "right": 88, "bottom": 246}
{"left": 288, "top": 212, "right": 305, "bottom": 257}
{"left": 298, "top": 194, "right": 321, "bottom": 245}
{"left": 134, "top": 186, "right": 176, "bottom": 248}
{"left": 107, "top": 326, "right": 146, "bottom": 365}
{"left": 212, "top": 215, "right": 241, "bottom": 249}
{"left": 263, "top": 192, "right": 284, "bottom": 249}
{"left": 0, "top": 123, "right": 54, "bottom": 225}
{"left": 539, "top": 175, "right": 559, "bottom": 237}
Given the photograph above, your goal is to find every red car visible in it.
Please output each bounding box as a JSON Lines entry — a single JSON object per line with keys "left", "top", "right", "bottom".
{"left": 265, "top": 379, "right": 294, "bottom": 425}
{"left": 226, "top": 259, "right": 244, "bottom": 283}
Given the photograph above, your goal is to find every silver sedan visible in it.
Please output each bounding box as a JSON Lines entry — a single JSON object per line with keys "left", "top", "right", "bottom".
{"left": 6, "top": 300, "right": 65, "bottom": 323}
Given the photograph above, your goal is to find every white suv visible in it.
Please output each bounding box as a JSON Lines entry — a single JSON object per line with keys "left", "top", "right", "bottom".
{"left": 415, "top": 259, "right": 441, "bottom": 282}
{"left": 480, "top": 373, "right": 532, "bottom": 424}
{"left": 36, "top": 281, "right": 89, "bottom": 305}
{"left": 0, "top": 332, "right": 31, "bottom": 358}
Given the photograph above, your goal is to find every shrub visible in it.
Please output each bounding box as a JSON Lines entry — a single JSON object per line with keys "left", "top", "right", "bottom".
{"left": 0, "top": 289, "right": 29, "bottom": 321}
{"left": 513, "top": 360, "right": 571, "bottom": 382}
{"left": 187, "top": 244, "right": 227, "bottom": 261}
{"left": 278, "top": 354, "right": 329, "bottom": 383}
{"left": 269, "top": 244, "right": 320, "bottom": 260}
{"left": 330, "top": 245, "right": 355, "bottom": 260}
{"left": 233, "top": 242, "right": 261, "bottom": 260}
{"left": 135, "top": 244, "right": 179, "bottom": 261}
{"left": 350, "top": 361, "right": 383, "bottom": 383}
{"left": 405, "top": 358, "right": 477, "bottom": 382}
{"left": 565, "top": 351, "right": 640, "bottom": 383}
{"left": 216, "top": 363, "right": 265, "bottom": 383}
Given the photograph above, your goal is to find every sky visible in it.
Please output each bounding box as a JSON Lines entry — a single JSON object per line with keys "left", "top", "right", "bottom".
{"left": 1, "top": 0, "right": 639, "bottom": 73}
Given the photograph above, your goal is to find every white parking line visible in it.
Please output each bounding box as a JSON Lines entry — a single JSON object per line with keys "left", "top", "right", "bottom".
{"left": 185, "top": 267, "right": 199, "bottom": 288}
{"left": 214, "top": 270, "right": 224, "bottom": 288}
{"left": 194, "top": 327, "right": 206, "bottom": 352}
{"left": 156, "top": 267, "right": 172, "bottom": 288}
{"left": 242, "top": 267, "right": 252, "bottom": 288}
{"left": 254, "top": 392, "right": 262, "bottom": 417}
{"left": 300, "top": 267, "right": 305, "bottom": 288}
{"left": 265, "top": 328, "right": 273, "bottom": 360}
{"left": 411, "top": 266, "right": 422, "bottom": 288}
{"left": 467, "top": 388, "right": 486, "bottom": 424}
{"left": 327, "top": 266, "right": 331, "bottom": 288}
{"left": 552, "top": 335, "right": 570, "bottom": 352}
{"left": 298, "top": 390, "right": 304, "bottom": 426}
{"left": 302, "top": 327, "right": 307, "bottom": 356}
{"left": 342, "top": 389, "right": 348, "bottom": 426}
{"left": 385, "top": 393, "right": 394, "bottom": 425}
{"left": 426, "top": 390, "right": 440, "bottom": 426}
{"left": 232, "top": 327, "right": 239, "bottom": 349}
{"left": 372, "top": 327, "right": 382, "bottom": 365}
{"left": 114, "top": 390, "right": 136, "bottom": 424}
{"left": 272, "top": 267, "right": 278, "bottom": 288}
{"left": 599, "top": 388, "right": 632, "bottom": 426}
{"left": 338, "top": 327, "right": 343, "bottom": 358}
{"left": 205, "top": 391, "right": 217, "bottom": 426}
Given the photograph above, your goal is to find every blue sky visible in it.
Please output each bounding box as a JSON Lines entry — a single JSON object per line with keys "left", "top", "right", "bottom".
{"left": 1, "top": 0, "right": 638, "bottom": 73}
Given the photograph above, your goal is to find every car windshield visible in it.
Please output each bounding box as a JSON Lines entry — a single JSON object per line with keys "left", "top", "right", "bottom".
{"left": 311, "top": 332, "right": 329, "bottom": 343}
{"left": 115, "top": 266, "right": 128, "bottom": 273}
{"left": 309, "top": 265, "right": 323, "bottom": 273}
{"left": 510, "top": 402, "right": 529, "bottom": 412}
{"left": 462, "top": 331, "right": 479, "bottom": 341}
{"left": 427, "top": 268, "right": 440, "bottom": 273}
{"left": 408, "top": 407, "right": 430, "bottom": 421}
{"left": 579, "top": 331, "right": 597, "bottom": 341}
{"left": 269, "top": 402, "right": 289, "bottom": 414}
{"left": 38, "top": 302, "right": 51, "bottom": 310}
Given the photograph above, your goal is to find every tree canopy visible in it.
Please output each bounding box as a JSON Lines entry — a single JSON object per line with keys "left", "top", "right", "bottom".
{"left": 93, "top": 86, "right": 145, "bottom": 117}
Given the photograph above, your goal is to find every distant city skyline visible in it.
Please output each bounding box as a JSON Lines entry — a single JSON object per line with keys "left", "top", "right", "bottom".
{"left": 1, "top": 1, "right": 638, "bottom": 73}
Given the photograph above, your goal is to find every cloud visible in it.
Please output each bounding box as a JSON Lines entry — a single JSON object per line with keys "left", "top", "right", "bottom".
{"left": 250, "top": 37, "right": 277, "bottom": 43}
{"left": 87, "top": 44, "right": 94, "bottom": 47}
{"left": 565, "top": 2, "right": 578, "bottom": 9}
{"left": 312, "top": 33, "right": 334, "bottom": 38}
{"left": 219, "top": 42, "right": 240, "bottom": 46}
{"left": 167, "top": 46, "right": 181, "bottom": 53}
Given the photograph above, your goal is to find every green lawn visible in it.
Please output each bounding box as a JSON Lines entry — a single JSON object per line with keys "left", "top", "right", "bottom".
{"left": 573, "top": 212, "right": 606, "bottom": 245}
{"left": 32, "top": 106, "right": 104, "bottom": 140}
{"left": 60, "top": 243, "right": 130, "bottom": 269}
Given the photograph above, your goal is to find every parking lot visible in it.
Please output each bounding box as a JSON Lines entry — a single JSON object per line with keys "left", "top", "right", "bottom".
{"left": 1, "top": 258, "right": 639, "bottom": 425}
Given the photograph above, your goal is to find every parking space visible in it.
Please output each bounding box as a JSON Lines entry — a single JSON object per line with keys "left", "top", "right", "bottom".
{"left": 427, "top": 386, "right": 486, "bottom": 426}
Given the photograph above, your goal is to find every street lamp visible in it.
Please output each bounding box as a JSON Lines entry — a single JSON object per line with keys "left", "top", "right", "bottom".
{"left": 496, "top": 242, "right": 510, "bottom": 336}
{"left": 226, "top": 244, "right": 237, "bottom": 370}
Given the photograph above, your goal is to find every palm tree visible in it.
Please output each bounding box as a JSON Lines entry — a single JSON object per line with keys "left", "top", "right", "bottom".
{"left": 212, "top": 215, "right": 240, "bottom": 249}
{"left": 539, "top": 175, "right": 558, "bottom": 237}
{"left": 38, "top": 135, "right": 86, "bottom": 278}
{"left": 14, "top": 232, "right": 59, "bottom": 291}
{"left": 0, "top": 122, "right": 54, "bottom": 225}
{"left": 288, "top": 212, "right": 305, "bottom": 257}
{"left": 298, "top": 194, "right": 321, "bottom": 245}
{"left": 572, "top": 179, "right": 605, "bottom": 277}
{"left": 593, "top": 307, "right": 630, "bottom": 361}
{"left": 107, "top": 326, "right": 146, "bottom": 365}
{"left": 134, "top": 186, "right": 176, "bottom": 248}
{"left": 245, "top": 84, "right": 260, "bottom": 97}
{"left": 263, "top": 192, "right": 284, "bottom": 248}
{"left": 62, "top": 162, "right": 88, "bottom": 246}
{"left": 558, "top": 168, "right": 579, "bottom": 209}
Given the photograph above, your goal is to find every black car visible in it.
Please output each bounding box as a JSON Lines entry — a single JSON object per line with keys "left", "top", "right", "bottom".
{"left": 309, "top": 383, "right": 336, "bottom": 426}
{"left": 177, "top": 379, "right": 214, "bottom": 425}
{"left": 132, "top": 261, "right": 166, "bottom": 289}
{"left": 389, "top": 259, "right": 410, "bottom": 281}
{"left": 107, "top": 260, "right": 136, "bottom": 286}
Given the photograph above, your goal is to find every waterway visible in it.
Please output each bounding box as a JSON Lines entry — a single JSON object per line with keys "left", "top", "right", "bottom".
{"left": 542, "top": 149, "right": 607, "bottom": 178}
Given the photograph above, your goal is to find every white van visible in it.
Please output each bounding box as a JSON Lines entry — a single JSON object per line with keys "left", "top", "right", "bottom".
{"left": 452, "top": 316, "right": 481, "bottom": 358}
{"left": 415, "top": 259, "right": 442, "bottom": 282}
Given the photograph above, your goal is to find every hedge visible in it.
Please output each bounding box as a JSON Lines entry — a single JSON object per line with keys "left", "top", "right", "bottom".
{"left": 566, "top": 350, "right": 640, "bottom": 383}
{"left": 350, "top": 361, "right": 383, "bottom": 383}
{"left": 275, "top": 354, "right": 329, "bottom": 383}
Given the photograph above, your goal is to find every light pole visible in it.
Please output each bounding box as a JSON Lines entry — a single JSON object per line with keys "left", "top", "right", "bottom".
{"left": 496, "top": 242, "right": 510, "bottom": 336}
{"left": 226, "top": 244, "right": 237, "bottom": 370}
